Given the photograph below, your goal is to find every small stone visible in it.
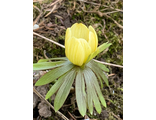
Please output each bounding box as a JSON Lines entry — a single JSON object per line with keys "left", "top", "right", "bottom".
{"left": 38, "top": 101, "right": 52, "bottom": 118}
{"left": 38, "top": 106, "right": 52, "bottom": 118}
{"left": 33, "top": 24, "right": 39, "bottom": 30}
{"left": 33, "top": 93, "right": 40, "bottom": 109}
{"left": 99, "top": 110, "right": 109, "bottom": 120}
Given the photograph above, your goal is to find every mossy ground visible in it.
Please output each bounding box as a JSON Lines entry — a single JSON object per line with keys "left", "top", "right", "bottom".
{"left": 33, "top": 0, "right": 123, "bottom": 119}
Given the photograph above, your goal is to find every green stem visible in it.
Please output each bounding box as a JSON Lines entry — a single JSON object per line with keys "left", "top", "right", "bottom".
{"left": 80, "top": 64, "right": 85, "bottom": 69}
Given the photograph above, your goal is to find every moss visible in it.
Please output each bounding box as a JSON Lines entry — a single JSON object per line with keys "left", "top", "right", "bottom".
{"left": 108, "top": 115, "right": 115, "bottom": 120}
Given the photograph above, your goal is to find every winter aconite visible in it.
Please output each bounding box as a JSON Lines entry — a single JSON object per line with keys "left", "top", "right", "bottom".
{"left": 33, "top": 23, "right": 112, "bottom": 116}
{"left": 65, "top": 23, "right": 98, "bottom": 66}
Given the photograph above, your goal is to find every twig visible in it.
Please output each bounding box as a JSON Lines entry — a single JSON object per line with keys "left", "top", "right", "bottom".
{"left": 104, "top": 11, "right": 120, "bottom": 14}
{"left": 77, "top": 0, "right": 100, "bottom": 6}
{"left": 38, "top": 20, "right": 45, "bottom": 26}
{"left": 78, "top": 0, "right": 123, "bottom": 12}
{"left": 93, "top": 59, "right": 123, "bottom": 68}
{"left": 43, "top": 23, "right": 54, "bottom": 30}
{"left": 68, "top": 111, "right": 76, "bottom": 120}
{"left": 45, "top": 4, "right": 57, "bottom": 17}
{"left": 108, "top": 73, "right": 115, "bottom": 77}
{"left": 33, "top": 12, "right": 42, "bottom": 26}
{"left": 105, "top": 14, "right": 123, "bottom": 29}
{"left": 102, "top": 5, "right": 123, "bottom": 12}
{"left": 43, "top": 50, "right": 51, "bottom": 62}
{"left": 111, "top": 0, "right": 120, "bottom": 4}
{"left": 34, "top": 30, "right": 49, "bottom": 34}
{"left": 33, "top": 5, "right": 41, "bottom": 13}
{"left": 100, "top": 8, "right": 110, "bottom": 12}
{"left": 33, "top": 32, "right": 123, "bottom": 68}
{"left": 33, "top": 32, "right": 65, "bottom": 48}
{"left": 33, "top": 87, "right": 69, "bottom": 120}
{"left": 33, "top": 2, "right": 42, "bottom": 26}
{"left": 54, "top": 14, "right": 63, "bottom": 19}
{"left": 102, "top": 19, "right": 108, "bottom": 40}
{"left": 33, "top": 0, "right": 44, "bottom": 3}
{"left": 72, "top": 0, "right": 76, "bottom": 10}
{"left": 81, "top": 9, "right": 123, "bottom": 29}
{"left": 50, "top": 0, "right": 63, "bottom": 6}
{"left": 111, "top": 112, "right": 123, "bottom": 120}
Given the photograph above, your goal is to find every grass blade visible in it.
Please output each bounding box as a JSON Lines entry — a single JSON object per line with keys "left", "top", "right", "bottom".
{"left": 33, "top": 61, "right": 65, "bottom": 70}
{"left": 87, "top": 60, "right": 109, "bottom": 86}
{"left": 45, "top": 73, "right": 67, "bottom": 99}
{"left": 83, "top": 68, "right": 102, "bottom": 114}
{"left": 35, "top": 61, "right": 74, "bottom": 86}
{"left": 85, "top": 42, "right": 112, "bottom": 64}
{"left": 54, "top": 67, "right": 77, "bottom": 112}
{"left": 100, "top": 71, "right": 109, "bottom": 86}
{"left": 83, "top": 69, "right": 93, "bottom": 115}
{"left": 75, "top": 68, "right": 86, "bottom": 116}
{"left": 98, "top": 42, "right": 112, "bottom": 53}
{"left": 37, "top": 57, "right": 68, "bottom": 63}
{"left": 96, "top": 73, "right": 103, "bottom": 89}
{"left": 87, "top": 67, "right": 107, "bottom": 108}
{"left": 96, "top": 62, "right": 109, "bottom": 72}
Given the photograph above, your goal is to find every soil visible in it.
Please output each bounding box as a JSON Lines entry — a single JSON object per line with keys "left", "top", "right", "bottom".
{"left": 33, "top": 0, "right": 123, "bottom": 120}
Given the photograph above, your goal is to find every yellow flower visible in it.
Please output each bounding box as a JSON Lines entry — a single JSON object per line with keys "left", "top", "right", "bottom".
{"left": 65, "top": 23, "right": 98, "bottom": 66}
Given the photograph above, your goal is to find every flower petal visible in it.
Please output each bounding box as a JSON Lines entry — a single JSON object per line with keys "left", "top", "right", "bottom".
{"left": 79, "top": 39, "right": 91, "bottom": 64}
{"left": 71, "top": 23, "right": 89, "bottom": 42}
{"left": 65, "top": 37, "right": 84, "bottom": 66}
{"left": 65, "top": 28, "right": 71, "bottom": 47}
{"left": 65, "top": 37, "right": 91, "bottom": 66}
{"left": 88, "top": 31, "right": 97, "bottom": 53}
{"left": 89, "top": 26, "right": 98, "bottom": 48}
